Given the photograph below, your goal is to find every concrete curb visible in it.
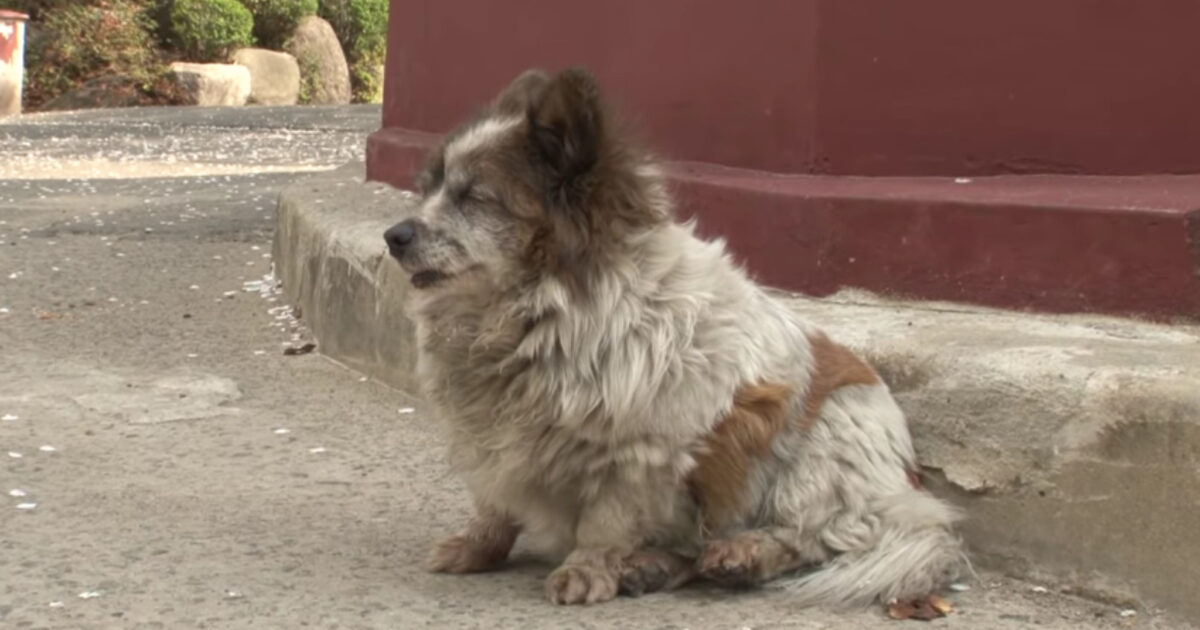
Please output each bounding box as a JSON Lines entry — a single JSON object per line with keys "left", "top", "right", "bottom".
{"left": 272, "top": 163, "right": 420, "bottom": 393}
{"left": 274, "top": 163, "right": 1200, "bottom": 621}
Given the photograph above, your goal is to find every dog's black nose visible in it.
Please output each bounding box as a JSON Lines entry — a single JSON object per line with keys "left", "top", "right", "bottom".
{"left": 384, "top": 220, "right": 416, "bottom": 254}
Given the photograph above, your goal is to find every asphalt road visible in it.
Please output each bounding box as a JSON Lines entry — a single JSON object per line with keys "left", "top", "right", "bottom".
{"left": 0, "top": 106, "right": 1190, "bottom": 630}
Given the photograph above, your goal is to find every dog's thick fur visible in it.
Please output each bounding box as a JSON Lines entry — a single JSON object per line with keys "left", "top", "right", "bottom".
{"left": 384, "top": 68, "right": 965, "bottom": 607}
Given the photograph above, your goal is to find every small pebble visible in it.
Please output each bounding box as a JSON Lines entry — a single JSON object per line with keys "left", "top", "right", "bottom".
{"left": 948, "top": 583, "right": 970, "bottom": 592}
{"left": 16, "top": 502, "right": 37, "bottom": 510}
{"left": 186, "top": 353, "right": 199, "bottom": 358}
{"left": 1119, "top": 609, "right": 1137, "bottom": 618}
{"left": 273, "top": 428, "right": 290, "bottom": 435}
{"left": 9, "top": 489, "right": 28, "bottom": 497}
{"left": 78, "top": 591, "right": 102, "bottom": 599}
{"left": 308, "top": 447, "right": 326, "bottom": 454}
{"left": 48, "top": 601, "right": 64, "bottom": 608}
{"left": 398, "top": 407, "right": 416, "bottom": 414}
{"left": 189, "top": 285, "right": 199, "bottom": 290}
{"left": 39, "top": 445, "right": 57, "bottom": 452}
{"left": 2, "top": 413, "right": 17, "bottom": 421}
{"left": 7, "top": 451, "right": 22, "bottom": 458}
{"left": 1030, "top": 585, "right": 1049, "bottom": 594}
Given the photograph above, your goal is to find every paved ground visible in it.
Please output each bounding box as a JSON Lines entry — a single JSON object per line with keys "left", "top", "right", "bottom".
{"left": 0, "top": 106, "right": 1192, "bottom": 629}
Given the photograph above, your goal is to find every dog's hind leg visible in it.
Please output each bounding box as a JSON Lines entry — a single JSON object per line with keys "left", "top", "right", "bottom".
{"left": 618, "top": 549, "right": 696, "bottom": 597}
{"left": 697, "top": 528, "right": 830, "bottom": 587}
{"left": 427, "top": 508, "right": 521, "bottom": 574}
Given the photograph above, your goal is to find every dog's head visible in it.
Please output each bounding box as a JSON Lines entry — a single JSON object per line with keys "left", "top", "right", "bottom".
{"left": 384, "top": 68, "right": 668, "bottom": 293}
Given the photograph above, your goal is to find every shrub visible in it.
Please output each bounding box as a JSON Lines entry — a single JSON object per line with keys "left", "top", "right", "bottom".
{"left": 317, "top": 0, "right": 387, "bottom": 102}
{"left": 23, "top": 0, "right": 160, "bottom": 109}
{"left": 170, "top": 0, "right": 254, "bottom": 62}
{"left": 238, "top": 0, "right": 317, "bottom": 49}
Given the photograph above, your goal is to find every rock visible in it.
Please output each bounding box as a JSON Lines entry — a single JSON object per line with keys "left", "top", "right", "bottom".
{"left": 232, "top": 47, "right": 300, "bottom": 106}
{"left": 40, "top": 75, "right": 144, "bottom": 112}
{"left": 168, "top": 62, "right": 251, "bottom": 107}
{"left": 284, "top": 16, "right": 351, "bottom": 105}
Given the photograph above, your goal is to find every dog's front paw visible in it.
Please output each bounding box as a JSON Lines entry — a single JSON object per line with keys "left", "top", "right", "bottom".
{"left": 697, "top": 537, "right": 763, "bottom": 587}
{"left": 546, "top": 562, "right": 619, "bottom": 605}
{"left": 426, "top": 534, "right": 506, "bottom": 574}
{"left": 618, "top": 550, "right": 694, "bottom": 597}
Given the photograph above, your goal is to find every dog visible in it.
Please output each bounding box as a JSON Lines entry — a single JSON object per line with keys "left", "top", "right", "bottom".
{"left": 383, "top": 67, "right": 966, "bottom": 608}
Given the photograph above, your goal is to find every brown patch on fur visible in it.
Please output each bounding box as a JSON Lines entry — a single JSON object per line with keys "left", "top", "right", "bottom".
{"left": 801, "top": 333, "right": 880, "bottom": 428}
{"left": 689, "top": 382, "right": 793, "bottom": 530}
{"left": 688, "top": 337, "right": 880, "bottom": 530}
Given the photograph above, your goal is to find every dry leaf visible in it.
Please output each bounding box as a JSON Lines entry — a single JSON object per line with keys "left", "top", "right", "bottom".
{"left": 929, "top": 595, "right": 954, "bottom": 614}
{"left": 887, "top": 595, "right": 951, "bottom": 622}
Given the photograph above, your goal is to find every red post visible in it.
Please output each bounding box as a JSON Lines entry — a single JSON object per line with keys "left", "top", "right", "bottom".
{"left": 0, "top": 9, "right": 29, "bottom": 116}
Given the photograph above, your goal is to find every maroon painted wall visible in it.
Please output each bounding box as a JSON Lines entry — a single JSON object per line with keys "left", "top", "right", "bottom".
{"left": 380, "top": 0, "right": 819, "bottom": 174}
{"left": 368, "top": 0, "right": 1200, "bottom": 319}
{"left": 816, "top": 1, "right": 1200, "bottom": 176}
{"left": 379, "top": 0, "right": 1200, "bottom": 176}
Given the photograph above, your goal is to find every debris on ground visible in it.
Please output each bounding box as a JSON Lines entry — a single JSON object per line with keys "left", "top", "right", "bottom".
{"left": 283, "top": 342, "right": 316, "bottom": 356}
{"left": 887, "top": 595, "right": 953, "bottom": 621}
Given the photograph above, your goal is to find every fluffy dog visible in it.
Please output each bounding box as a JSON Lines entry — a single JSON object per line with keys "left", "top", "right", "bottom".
{"left": 383, "top": 67, "right": 965, "bottom": 608}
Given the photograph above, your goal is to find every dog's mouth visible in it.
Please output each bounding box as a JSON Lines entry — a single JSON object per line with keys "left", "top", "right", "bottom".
{"left": 410, "top": 270, "right": 451, "bottom": 289}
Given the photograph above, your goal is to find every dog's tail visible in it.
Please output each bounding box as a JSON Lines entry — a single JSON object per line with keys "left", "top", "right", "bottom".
{"left": 785, "top": 491, "right": 969, "bottom": 609}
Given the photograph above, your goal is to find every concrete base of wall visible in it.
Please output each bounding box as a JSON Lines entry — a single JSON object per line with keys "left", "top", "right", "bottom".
{"left": 276, "top": 162, "right": 1200, "bottom": 621}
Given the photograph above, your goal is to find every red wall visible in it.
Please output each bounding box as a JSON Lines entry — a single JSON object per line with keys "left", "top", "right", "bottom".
{"left": 379, "top": 0, "right": 1200, "bottom": 176}
{"left": 368, "top": 0, "right": 1200, "bottom": 319}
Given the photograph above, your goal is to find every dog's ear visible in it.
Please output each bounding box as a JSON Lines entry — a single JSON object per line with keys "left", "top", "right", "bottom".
{"left": 414, "top": 144, "right": 445, "bottom": 196}
{"left": 526, "top": 68, "right": 605, "bottom": 202}
{"left": 492, "top": 68, "right": 550, "bottom": 117}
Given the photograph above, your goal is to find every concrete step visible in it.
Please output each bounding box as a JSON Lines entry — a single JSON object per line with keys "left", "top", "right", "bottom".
{"left": 274, "top": 163, "right": 1200, "bottom": 623}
